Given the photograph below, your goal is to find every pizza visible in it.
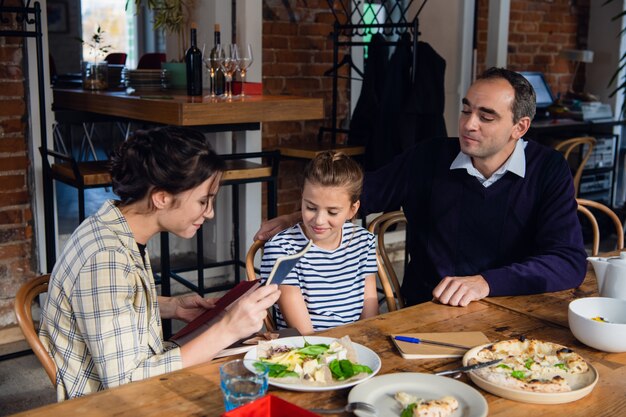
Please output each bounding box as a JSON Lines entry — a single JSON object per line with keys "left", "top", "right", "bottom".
{"left": 254, "top": 336, "right": 373, "bottom": 386}
{"left": 395, "top": 392, "right": 459, "bottom": 417}
{"left": 467, "top": 336, "right": 589, "bottom": 393}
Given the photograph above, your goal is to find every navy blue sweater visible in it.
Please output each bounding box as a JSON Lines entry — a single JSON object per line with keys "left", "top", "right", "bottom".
{"left": 362, "top": 137, "right": 587, "bottom": 306}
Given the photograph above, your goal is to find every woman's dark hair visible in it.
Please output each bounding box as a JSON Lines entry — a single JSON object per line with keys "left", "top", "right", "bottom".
{"left": 111, "top": 126, "right": 225, "bottom": 207}
{"left": 477, "top": 67, "right": 537, "bottom": 123}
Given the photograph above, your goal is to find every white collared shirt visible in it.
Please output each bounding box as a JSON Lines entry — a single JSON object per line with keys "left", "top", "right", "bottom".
{"left": 450, "top": 139, "right": 527, "bottom": 187}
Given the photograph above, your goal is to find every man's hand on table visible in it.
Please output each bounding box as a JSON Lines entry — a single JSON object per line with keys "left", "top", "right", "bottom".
{"left": 432, "top": 275, "right": 490, "bottom": 307}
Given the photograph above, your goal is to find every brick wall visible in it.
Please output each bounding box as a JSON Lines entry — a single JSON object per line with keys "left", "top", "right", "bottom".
{"left": 262, "top": 0, "right": 349, "bottom": 216}
{"left": 476, "top": 0, "right": 590, "bottom": 96}
{"left": 0, "top": 3, "right": 37, "bottom": 328}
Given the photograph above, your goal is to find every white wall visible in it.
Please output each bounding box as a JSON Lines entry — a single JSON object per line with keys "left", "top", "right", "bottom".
{"left": 587, "top": 0, "right": 625, "bottom": 113}
{"left": 414, "top": 0, "right": 475, "bottom": 137}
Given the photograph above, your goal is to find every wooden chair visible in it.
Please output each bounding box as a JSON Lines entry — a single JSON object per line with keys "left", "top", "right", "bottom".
{"left": 137, "top": 53, "right": 166, "bottom": 69}
{"left": 576, "top": 198, "right": 624, "bottom": 256}
{"left": 368, "top": 211, "right": 407, "bottom": 311}
{"left": 554, "top": 137, "right": 596, "bottom": 197}
{"left": 104, "top": 52, "right": 127, "bottom": 65}
{"left": 14, "top": 274, "right": 56, "bottom": 387}
{"left": 245, "top": 239, "right": 276, "bottom": 331}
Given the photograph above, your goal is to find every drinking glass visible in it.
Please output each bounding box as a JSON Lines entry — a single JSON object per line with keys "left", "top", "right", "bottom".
{"left": 220, "top": 45, "right": 239, "bottom": 100}
{"left": 205, "top": 44, "right": 225, "bottom": 98}
{"left": 235, "top": 44, "right": 253, "bottom": 97}
{"left": 220, "top": 359, "right": 268, "bottom": 411}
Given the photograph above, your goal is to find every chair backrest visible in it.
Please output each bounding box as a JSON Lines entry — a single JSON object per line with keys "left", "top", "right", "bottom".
{"left": 577, "top": 198, "right": 624, "bottom": 256}
{"left": 137, "top": 53, "right": 166, "bottom": 69}
{"left": 245, "top": 240, "right": 276, "bottom": 331}
{"left": 554, "top": 137, "right": 596, "bottom": 197}
{"left": 105, "top": 52, "right": 127, "bottom": 65}
{"left": 368, "top": 211, "right": 406, "bottom": 311}
{"left": 14, "top": 274, "right": 56, "bottom": 386}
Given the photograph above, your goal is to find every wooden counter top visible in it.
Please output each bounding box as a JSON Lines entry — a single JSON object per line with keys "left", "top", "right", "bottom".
{"left": 52, "top": 88, "right": 324, "bottom": 126}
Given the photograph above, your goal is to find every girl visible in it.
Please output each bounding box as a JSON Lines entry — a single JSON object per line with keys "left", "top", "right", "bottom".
{"left": 39, "top": 127, "right": 280, "bottom": 400}
{"left": 260, "top": 151, "right": 378, "bottom": 334}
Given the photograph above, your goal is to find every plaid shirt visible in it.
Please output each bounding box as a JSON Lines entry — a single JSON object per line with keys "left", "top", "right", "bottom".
{"left": 39, "top": 200, "right": 182, "bottom": 401}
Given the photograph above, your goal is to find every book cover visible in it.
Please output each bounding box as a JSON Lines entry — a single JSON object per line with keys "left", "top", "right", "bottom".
{"left": 391, "top": 332, "right": 490, "bottom": 359}
{"left": 171, "top": 280, "right": 261, "bottom": 342}
{"left": 265, "top": 240, "right": 312, "bottom": 286}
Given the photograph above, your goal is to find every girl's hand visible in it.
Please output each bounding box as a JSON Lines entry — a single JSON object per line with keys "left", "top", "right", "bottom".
{"left": 159, "top": 294, "right": 216, "bottom": 322}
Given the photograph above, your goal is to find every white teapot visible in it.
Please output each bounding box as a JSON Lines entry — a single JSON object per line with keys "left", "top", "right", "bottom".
{"left": 587, "top": 252, "right": 626, "bottom": 300}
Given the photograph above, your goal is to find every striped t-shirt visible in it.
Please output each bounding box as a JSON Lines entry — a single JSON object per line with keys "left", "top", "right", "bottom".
{"left": 260, "top": 222, "right": 377, "bottom": 331}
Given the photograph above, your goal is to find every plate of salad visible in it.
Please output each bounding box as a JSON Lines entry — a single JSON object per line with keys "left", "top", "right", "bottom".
{"left": 244, "top": 335, "right": 382, "bottom": 392}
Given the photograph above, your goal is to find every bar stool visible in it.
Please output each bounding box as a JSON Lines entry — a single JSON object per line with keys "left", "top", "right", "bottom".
{"left": 39, "top": 146, "right": 112, "bottom": 222}
{"left": 277, "top": 127, "right": 364, "bottom": 159}
{"left": 156, "top": 151, "right": 279, "bottom": 336}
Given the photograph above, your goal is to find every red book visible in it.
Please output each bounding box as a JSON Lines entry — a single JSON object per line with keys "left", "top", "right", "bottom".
{"left": 170, "top": 280, "right": 261, "bottom": 341}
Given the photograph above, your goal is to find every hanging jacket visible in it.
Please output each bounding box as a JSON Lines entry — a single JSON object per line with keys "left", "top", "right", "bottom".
{"left": 348, "top": 34, "right": 388, "bottom": 148}
{"left": 399, "top": 41, "right": 447, "bottom": 150}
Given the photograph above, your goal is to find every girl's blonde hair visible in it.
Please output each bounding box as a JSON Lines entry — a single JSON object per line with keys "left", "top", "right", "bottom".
{"left": 303, "top": 151, "right": 363, "bottom": 203}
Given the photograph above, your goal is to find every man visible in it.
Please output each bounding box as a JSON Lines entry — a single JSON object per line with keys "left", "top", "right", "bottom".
{"left": 256, "top": 67, "right": 587, "bottom": 307}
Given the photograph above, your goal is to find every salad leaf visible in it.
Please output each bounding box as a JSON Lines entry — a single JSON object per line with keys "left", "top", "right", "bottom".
{"left": 328, "top": 359, "right": 373, "bottom": 380}
{"left": 297, "top": 344, "right": 329, "bottom": 357}
{"left": 524, "top": 358, "right": 535, "bottom": 370}
{"left": 401, "top": 403, "right": 417, "bottom": 417}
{"left": 554, "top": 363, "right": 567, "bottom": 370}
{"left": 511, "top": 370, "right": 526, "bottom": 380}
{"left": 254, "top": 361, "right": 298, "bottom": 378}
{"left": 497, "top": 364, "right": 512, "bottom": 370}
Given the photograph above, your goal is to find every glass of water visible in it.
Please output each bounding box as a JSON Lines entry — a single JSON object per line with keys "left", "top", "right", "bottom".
{"left": 220, "top": 359, "right": 268, "bottom": 411}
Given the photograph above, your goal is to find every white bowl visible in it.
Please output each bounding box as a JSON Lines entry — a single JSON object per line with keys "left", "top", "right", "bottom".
{"left": 568, "top": 297, "right": 626, "bottom": 353}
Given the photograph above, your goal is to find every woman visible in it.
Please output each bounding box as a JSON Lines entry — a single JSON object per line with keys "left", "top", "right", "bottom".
{"left": 39, "top": 127, "right": 280, "bottom": 401}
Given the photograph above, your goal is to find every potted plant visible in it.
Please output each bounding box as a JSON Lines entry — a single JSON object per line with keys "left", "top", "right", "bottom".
{"left": 79, "top": 25, "right": 111, "bottom": 90}
{"left": 130, "top": 0, "right": 196, "bottom": 88}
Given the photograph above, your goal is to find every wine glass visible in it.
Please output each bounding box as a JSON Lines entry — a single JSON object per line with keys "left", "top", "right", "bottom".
{"left": 220, "top": 45, "right": 239, "bottom": 100}
{"left": 235, "top": 44, "right": 253, "bottom": 98}
{"left": 205, "top": 44, "right": 225, "bottom": 98}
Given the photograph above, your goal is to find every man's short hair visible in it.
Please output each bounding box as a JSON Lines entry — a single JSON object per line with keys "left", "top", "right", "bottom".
{"left": 478, "top": 67, "right": 536, "bottom": 123}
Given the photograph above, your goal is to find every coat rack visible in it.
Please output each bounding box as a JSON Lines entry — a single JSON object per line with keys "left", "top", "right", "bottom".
{"left": 322, "top": 0, "right": 427, "bottom": 145}
{"left": 0, "top": 1, "right": 53, "bottom": 271}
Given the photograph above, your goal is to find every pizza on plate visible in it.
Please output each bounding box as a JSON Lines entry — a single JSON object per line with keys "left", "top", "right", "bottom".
{"left": 467, "top": 336, "right": 589, "bottom": 393}
{"left": 395, "top": 392, "right": 459, "bottom": 417}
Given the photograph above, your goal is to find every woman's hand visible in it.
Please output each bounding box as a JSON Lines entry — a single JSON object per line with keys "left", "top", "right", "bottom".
{"left": 222, "top": 284, "right": 281, "bottom": 340}
{"left": 158, "top": 294, "right": 216, "bottom": 322}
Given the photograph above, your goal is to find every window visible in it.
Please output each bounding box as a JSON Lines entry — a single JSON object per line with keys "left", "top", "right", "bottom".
{"left": 81, "top": 0, "right": 137, "bottom": 67}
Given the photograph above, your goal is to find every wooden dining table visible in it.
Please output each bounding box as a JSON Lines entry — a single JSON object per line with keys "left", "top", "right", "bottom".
{"left": 12, "top": 266, "right": 626, "bottom": 417}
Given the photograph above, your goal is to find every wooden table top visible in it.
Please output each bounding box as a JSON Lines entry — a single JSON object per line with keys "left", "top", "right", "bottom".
{"left": 13, "top": 268, "right": 626, "bottom": 417}
{"left": 52, "top": 88, "right": 324, "bottom": 126}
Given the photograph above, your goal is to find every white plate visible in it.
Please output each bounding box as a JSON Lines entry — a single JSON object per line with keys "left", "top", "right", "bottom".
{"left": 462, "top": 343, "right": 599, "bottom": 404}
{"left": 348, "top": 373, "right": 488, "bottom": 417}
{"left": 243, "top": 336, "right": 381, "bottom": 392}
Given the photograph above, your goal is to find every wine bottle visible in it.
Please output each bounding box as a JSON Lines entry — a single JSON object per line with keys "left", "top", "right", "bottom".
{"left": 210, "top": 24, "right": 225, "bottom": 96}
{"left": 185, "top": 23, "right": 203, "bottom": 96}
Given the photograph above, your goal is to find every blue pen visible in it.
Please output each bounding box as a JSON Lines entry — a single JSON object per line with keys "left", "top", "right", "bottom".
{"left": 394, "top": 336, "right": 470, "bottom": 350}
